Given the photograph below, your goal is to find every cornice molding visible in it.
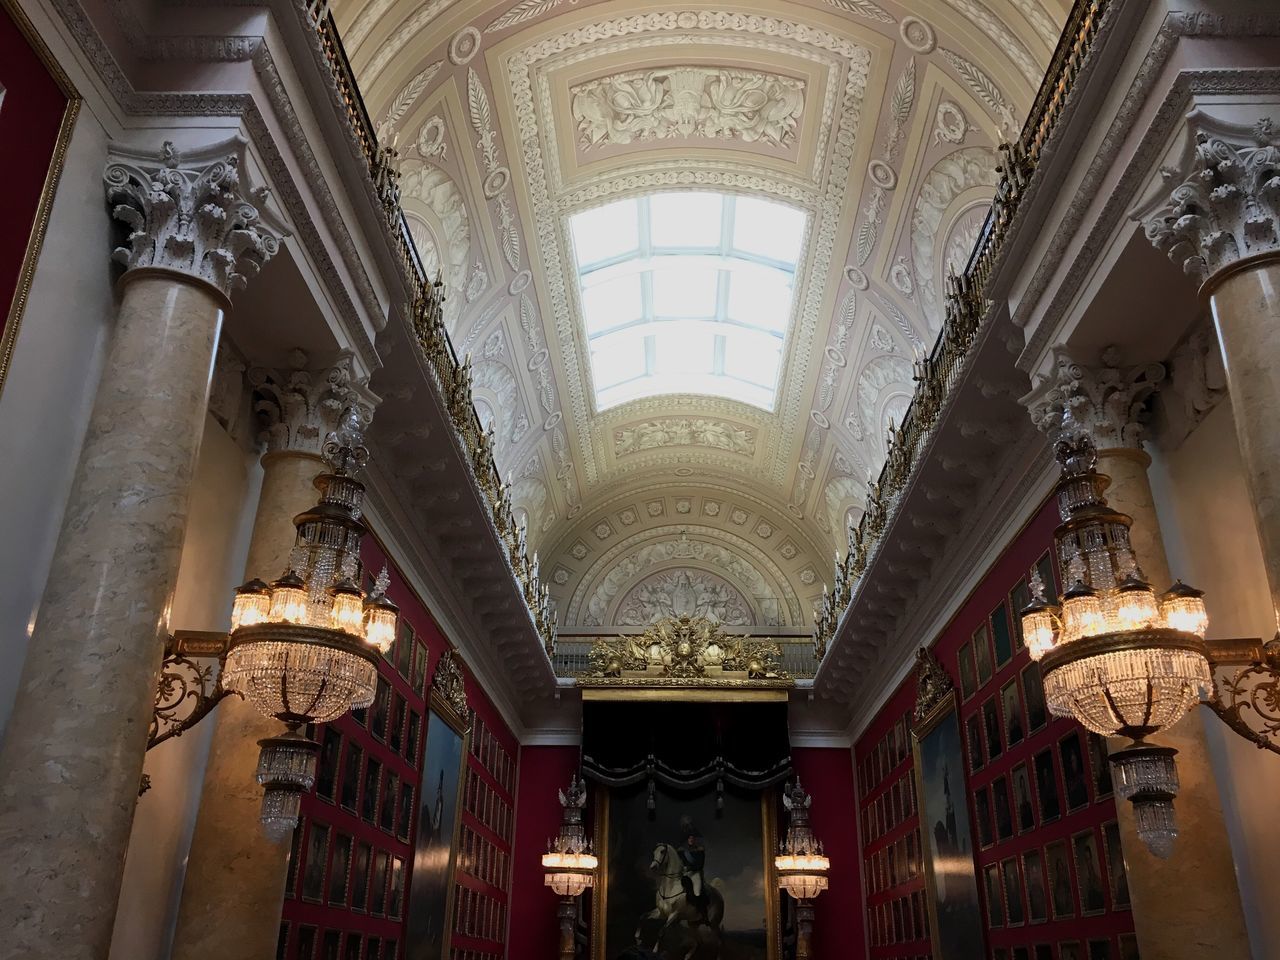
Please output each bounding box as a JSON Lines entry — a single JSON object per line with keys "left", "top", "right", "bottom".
{"left": 1010, "top": 11, "right": 1280, "bottom": 374}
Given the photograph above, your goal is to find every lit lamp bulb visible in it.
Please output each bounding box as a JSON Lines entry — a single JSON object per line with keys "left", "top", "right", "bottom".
{"left": 329, "top": 578, "right": 365, "bottom": 634}
{"left": 268, "top": 572, "right": 309, "bottom": 624}
{"left": 1060, "top": 581, "right": 1104, "bottom": 642}
{"left": 1160, "top": 580, "right": 1209, "bottom": 638}
{"left": 231, "top": 578, "right": 271, "bottom": 631}
{"left": 1113, "top": 575, "right": 1160, "bottom": 631}
{"left": 1020, "top": 598, "right": 1059, "bottom": 661}
{"left": 363, "top": 591, "right": 399, "bottom": 653}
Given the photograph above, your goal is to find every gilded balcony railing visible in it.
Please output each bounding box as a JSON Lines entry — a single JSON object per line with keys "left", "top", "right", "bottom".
{"left": 812, "top": 0, "right": 1110, "bottom": 660}
{"left": 303, "top": 1, "right": 557, "bottom": 657}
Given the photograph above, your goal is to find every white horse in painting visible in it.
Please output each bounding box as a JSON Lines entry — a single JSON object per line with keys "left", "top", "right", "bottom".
{"left": 634, "top": 842, "right": 724, "bottom": 959}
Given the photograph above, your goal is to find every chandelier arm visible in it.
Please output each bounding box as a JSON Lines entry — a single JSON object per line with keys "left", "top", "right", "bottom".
{"left": 147, "top": 632, "right": 238, "bottom": 753}
{"left": 1200, "top": 637, "right": 1280, "bottom": 756}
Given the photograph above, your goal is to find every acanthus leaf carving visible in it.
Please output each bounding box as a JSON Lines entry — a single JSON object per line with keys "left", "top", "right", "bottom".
{"left": 104, "top": 139, "right": 284, "bottom": 297}
{"left": 570, "top": 67, "right": 805, "bottom": 149}
{"left": 614, "top": 418, "right": 756, "bottom": 457}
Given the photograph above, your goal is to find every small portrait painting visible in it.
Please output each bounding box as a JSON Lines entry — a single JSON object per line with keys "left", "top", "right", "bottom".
{"left": 992, "top": 776, "right": 1013, "bottom": 842}
{"left": 1046, "top": 840, "right": 1074, "bottom": 919}
{"left": 301, "top": 823, "right": 330, "bottom": 903}
{"left": 1010, "top": 578, "right": 1032, "bottom": 649}
{"left": 958, "top": 642, "right": 978, "bottom": 700}
{"left": 1034, "top": 749, "right": 1062, "bottom": 823}
{"left": 1022, "top": 663, "right": 1048, "bottom": 733}
{"left": 1060, "top": 942, "right": 1083, "bottom": 960}
{"left": 1118, "top": 933, "right": 1139, "bottom": 960}
{"left": 1002, "top": 680, "right": 1025, "bottom": 747}
{"left": 974, "top": 786, "right": 994, "bottom": 848}
{"left": 1088, "top": 940, "right": 1113, "bottom": 960}
{"left": 1036, "top": 552, "right": 1059, "bottom": 602}
{"left": 1034, "top": 947, "right": 1054, "bottom": 960}
{"left": 966, "top": 713, "right": 985, "bottom": 773}
{"left": 1002, "top": 857, "right": 1025, "bottom": 926}
{"left": 984, "top": 862, "right": 1005, "bottom": 928}
{"left": 1013, "top": 764, "right": 1035, "bottom": 833}
{"left": 1087, "top": 733, "right": 1113, "bottom": 798}
{"left": 1023, "top": 848, "right": 1048, "bottom": 923}
{"left": 1059, "top": 732, "right": 1091, "bottom": 812}
{"left": 1013, "top": 948, "right": 1030, "bottom": 960}
{"left": 974, "top": 623, "right": 994, "bottom": 685}
{"left": 991, "top": 601, "right": 1014, "bottom": 666}
{"left": 1103, "top": 821, "right": 1130, "bottom": 909}
{"left": 1072, "top": 829, "right": 1107, "bottom": 916}
{"left": 983, "top": 697, "right": 1003, "bottom": 761}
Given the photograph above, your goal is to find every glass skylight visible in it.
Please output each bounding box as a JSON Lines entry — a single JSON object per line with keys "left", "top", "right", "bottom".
{"left": 569, "top": 192, "right": 806, "bottom": 411}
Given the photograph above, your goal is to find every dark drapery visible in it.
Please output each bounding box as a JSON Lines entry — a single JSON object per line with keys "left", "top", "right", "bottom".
{"left": 581, "top": 700, "right": 791, "bottom": 790}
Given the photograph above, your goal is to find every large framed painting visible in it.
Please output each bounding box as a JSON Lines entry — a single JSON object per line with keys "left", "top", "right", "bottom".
{"left": 912, "top": 690, "right": 986, "bottom": 959}
{"left": 0, "top": 0, "right": 80, "bottom": 400}
{"left": 593, "top": 783, "right": 779, "bottom": 960}
{"left": 405, "top": 684, "right": 470, "bottom": 960}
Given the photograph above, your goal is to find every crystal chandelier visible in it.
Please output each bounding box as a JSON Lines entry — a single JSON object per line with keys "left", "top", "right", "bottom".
{"left": 221, "top": 406, "right": 398, "bottom": 839}
{"left": 542, "top": 775, "right": 597, "bottom": 899}
{"left": 1021, "top": 436, "right": 1211, "bottom": 858}
{"left": 775, "top": 778, "right": 829, "bottom": 901}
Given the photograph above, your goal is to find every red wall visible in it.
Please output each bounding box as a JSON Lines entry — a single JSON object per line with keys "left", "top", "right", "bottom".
{"left": 507, "top": 745, "right": 582, "bottom": 957}
{"left": 791, "top": 747, "right": 866, "bottom": 959}
{"left": 855, "top": 496, "right": 1138, "bottom": 959}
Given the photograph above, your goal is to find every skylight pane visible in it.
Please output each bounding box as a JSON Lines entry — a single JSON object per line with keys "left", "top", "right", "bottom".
{"left": 724, "top": 331, "right": 781, "bottom": 387}
{"left": 568, "top": 191, "right": 806, "bottom": 411}
{"left": 572, "top": 199, "right": 640, "bottom": 267}
{"left": 726, "top": 266, "right": 792, "bottom": 332}
{"left": 591, "top": 331, "right": 646, "bottom": 388}
{"left": 650, "top": 264, "right": 718, "bottom": 318}
{"left": 732, "top": 197, "right": 805, "bottom": 264}
{"left": 582, "top": 273, "right": 643, "bottom": 334}
{"left": 649, "top": 193, "right": 723, "bottom": 249}
{"left": 653, "top": 327, "right": 714, "bottom": 375}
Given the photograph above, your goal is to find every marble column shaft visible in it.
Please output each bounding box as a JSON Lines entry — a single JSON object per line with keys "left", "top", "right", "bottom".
{"left": 1095, "top": 446, "right": 1251, "bottom": 959}
{"left": 0, "top": 275, "right": 226, "bottom": 960}
{"left": 172, "top": 451, "right": 323, "bottom": 960}
{"left": 1208, "top": 260, "right": 1280, "bottom": 628}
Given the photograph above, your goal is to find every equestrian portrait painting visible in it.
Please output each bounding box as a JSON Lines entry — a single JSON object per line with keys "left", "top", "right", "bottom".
{"left": 594, "top": 783, "right": 779, "bottom": 960}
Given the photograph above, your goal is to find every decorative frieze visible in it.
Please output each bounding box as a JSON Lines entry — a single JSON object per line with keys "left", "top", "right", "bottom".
{"left": 1145, "top": 119, "right": 1280, "bottom": 285}
{"left": 1020, "top": 346, "right": 1165, "bottom": 452}
{"left": 570, "top": 67, "right": 805, "bottom": 148}
{"left": 104, "top": 139, "right": 284, "bottom": 298}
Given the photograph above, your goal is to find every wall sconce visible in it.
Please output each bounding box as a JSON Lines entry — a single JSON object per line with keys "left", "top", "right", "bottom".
{"left": 1020, "top": 435, "right": 1280, "bottom": 859}
{"left": 543, "top": 775, "right": 597, "bottom": 960}
{"left": 145, "top": 407, "right": 398, "bottom": 839}
{"left": 776, "top": 779, "right": 829, "bottom": 960}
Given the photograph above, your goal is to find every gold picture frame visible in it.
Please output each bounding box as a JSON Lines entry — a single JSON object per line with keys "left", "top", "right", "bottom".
{"left": 912, "top": 689, "right": 987, "bottom": 959}
{"left": 0, "top": 0, "right": 81, "bottom": 401}
{"left": 591, "top": 787, "right": 780, "bottom": 960}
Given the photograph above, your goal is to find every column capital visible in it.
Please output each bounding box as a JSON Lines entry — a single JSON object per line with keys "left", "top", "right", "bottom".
{"left": 104, "top": 137, "right": 286, "bottom": 300}
{"left": 248, "top": 348, "right": 380, "bottom": 457}
{"left": 1020, "top": 346, "right": 1166, "bottom": 452}
{"left": 1144, "top": 117, "right": 1280, "bottom": 288}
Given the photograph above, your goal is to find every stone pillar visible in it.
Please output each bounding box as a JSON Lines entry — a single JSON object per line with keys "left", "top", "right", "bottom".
{"left": 0, "top": 140, "right": 282, "bottom": 960}
{"left": 172, "top": 352, "right": 377, "bottom": 960}
{"left": 1022, "top": 349, "right": 1251, "bottom": 958}
{"left": 1146, "top": 117, "right": 1280, "bottom": 633}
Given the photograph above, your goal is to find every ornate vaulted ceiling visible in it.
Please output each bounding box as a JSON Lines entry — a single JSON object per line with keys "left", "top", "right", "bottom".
{"left": 333, "top": 0, "right": 1068, "bottom": 629}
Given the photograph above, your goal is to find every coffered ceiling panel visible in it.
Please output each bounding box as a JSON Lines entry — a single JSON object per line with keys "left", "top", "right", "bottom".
{"left": 333, "top": 0, "right": 1069, "bottom": 626}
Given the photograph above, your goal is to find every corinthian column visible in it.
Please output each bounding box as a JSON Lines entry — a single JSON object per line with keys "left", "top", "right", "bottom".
{"left": 1146, "top": 116, "right": 1280, "bottom": 633}
{"left": 0, "top": 139, "right": 283, "bottom": 960}
{"left": 1022, "top": 350, "right": 1250, "bottom": 958}
{"left": 173, "top": 352, "right": 377, "bottom": 960}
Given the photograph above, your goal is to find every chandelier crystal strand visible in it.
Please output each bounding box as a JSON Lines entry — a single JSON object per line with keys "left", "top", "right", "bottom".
{"left": 1020, "top": 436, "right": 1212, "bottom": 857}
{"left": 220, "top": 405, "right": 397, "bottom": 837}
{"left": 542, "top": 775, "right": 597, "bottom": 898}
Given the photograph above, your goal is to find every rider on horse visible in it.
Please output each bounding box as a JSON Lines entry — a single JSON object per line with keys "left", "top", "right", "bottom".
{"left": 676, "top": 816, "right": 708, "bottom": 920}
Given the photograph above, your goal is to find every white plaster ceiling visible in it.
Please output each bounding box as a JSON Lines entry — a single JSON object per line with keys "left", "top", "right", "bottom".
{"left": 333, "top": 0, "right": 1068, "bottom": 627}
